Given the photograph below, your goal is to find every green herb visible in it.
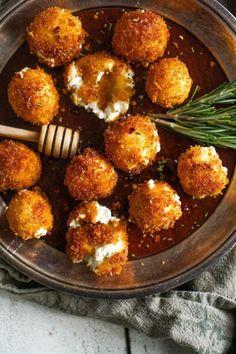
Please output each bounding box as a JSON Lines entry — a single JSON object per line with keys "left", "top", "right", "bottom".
{"left": 149, "top": 81, "right": 236, "bottom": 149}
{"left": 156, "top": 158, "right": 167, "bottom": 181}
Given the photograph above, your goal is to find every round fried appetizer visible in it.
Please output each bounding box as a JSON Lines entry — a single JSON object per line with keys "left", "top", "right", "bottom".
{"left": 64, "top": 51, "right": 134, "bottom": 122}
{"left": 104, "top": 115, "right": 160, "bottom": 174}
{"left": 0, "top": 140, "right": 41, "bottom": 192}
{"left": 6, "top": 189, "right": 53, "bottom": 240}
{"left": 177, "top": 145, "right": 228, "bottom": 199}
{"left": 112, "top": 10, "right": 169, "bottom": 66}
{"left": 129, "top": 180, "right": 182, "bottom": 233}
{"left": 64, "top": 148, "right": 118, "bottom": 201}
{"left": 145, "top": 57, "right": 193, "bottom": 108}
{"left": 66, "top": 201, "right": 128, "bottom": 276}
{"left": 8, "top": 67, "right": 59, "bottom": 125}
{"left": 26, "top": 7, "right": 86, "bottom": 67}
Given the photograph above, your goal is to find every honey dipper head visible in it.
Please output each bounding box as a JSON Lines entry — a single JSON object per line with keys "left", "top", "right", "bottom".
{"left": 38, "top": 124, "right": 80, "bottom": 159}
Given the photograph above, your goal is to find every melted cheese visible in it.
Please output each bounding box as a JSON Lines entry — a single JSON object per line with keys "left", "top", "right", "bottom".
{"left": 66, "top": 60, "right": 134, "bottom": 122}
{"left": 67, "top": 62, "right": 83, "bottom": 90}
{"left": 86, "top": 239, "right": 125, "bottom": 269}
{"left": 18, "top": 67, "right": 30, "bottom": 78}
{"left": 147, "top": 179, "right": 155, "bottom": 189}
{"left": 69, "top": 202, "right": 119, "bottom": 229}
{"left": 34, "top": 227, "right": 47, "bottom": 238}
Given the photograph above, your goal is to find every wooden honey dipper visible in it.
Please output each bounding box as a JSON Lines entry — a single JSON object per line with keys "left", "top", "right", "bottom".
{"left": 0, "top": 124, "right": 80, "bottom": 159}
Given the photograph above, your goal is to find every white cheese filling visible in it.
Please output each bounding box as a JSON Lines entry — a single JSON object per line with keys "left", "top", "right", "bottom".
{"left": 82, "top": 100, "right": 130, "bottom": 122}
{"left": 196, "top": 146, "right": 218, "bottom": 163}
{"left": 37, "top": 51, "right": 55, "bottom": 66}
{"left": 173, "top": 193, "right": 181, "bottom": 203}
{"left": 86, "top": 238, "right": 125, "bottom": 270}
{"left": 128, "top": 129, "right": 160, "bottom": 165}
{"left": 140, "top": 147, "right": 152, "bottom": 165}
{"left": 18, "top": 67, "right": 30, "bottom": 78}
{"left": 147, "top": 179, "right": 156, "bottom": 189}
{"left": 222, "top": 166, "right": 228, "bottom": 174}
{"left": 34, "top": 227, "right": 47, "bottom": 238}
{"left": 69, "top": 202, "right": 119, "bottom": 229}
{"left": 155, "top": 140, "right": 161, "bottom": 153}
{"left": 69, "top": 219, "right": 81, "bottom": 229}
{"left": 96, "top": 71, "right": 105, "bottom": 83}
{"left": 94, "top": 203, "right": 115, "bottom": 224}
{"left": 193, "top": 146, "right": 228, "bottom": 174}
{"left": 67, "top": 62, "right": 83, "bottom": 90}
{"left": 163, "top": 196, "right": 181, "bottom": 213}
{"left": 163, "top": 191, "right": 181, "bottom": 213}
{"left": 147, "top": 181, "right": 181, "bottom": 209}
{"left": 66, "top": 61, "right": 134, "bottom": 122}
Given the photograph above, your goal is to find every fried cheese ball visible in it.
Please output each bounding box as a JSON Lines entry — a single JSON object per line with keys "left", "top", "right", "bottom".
{"left": 6, "top": 189, "right": 53, "bottom": 240}
{"left": 145, "top": 57, "right": 193, "bottom": 108}
{"left": 64, "top": 148, "right": 118, "bottom": 201}
{"left": 104, "top": 115, "right": 160, "bottom": 174}
{"left": 129, "top": 180, "right": 182, "bottom": 233}
{"left": 0, "top": 140, "right": 41, "bottom": 192}
{"left": 64, "top": 51, "right": 135, "bottom": 122}
{"left": 177, "top": 145, "right": 229, "bottom": 199}
{"left": 26, "top": 7, "right": 86, "bottom": 67}
{"left": 112, "top": 10, "right": 169, "bottom": 66}
{"left": 8, "top": 67, "right": 59, "bottom": 125}
{"left": 66, "top": 201, "right": 128, "bottom": 275}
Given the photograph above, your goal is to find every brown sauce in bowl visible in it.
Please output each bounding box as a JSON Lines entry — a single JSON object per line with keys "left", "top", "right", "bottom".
{"left": 0, "top": 7, "right": 235, "bottom": 260}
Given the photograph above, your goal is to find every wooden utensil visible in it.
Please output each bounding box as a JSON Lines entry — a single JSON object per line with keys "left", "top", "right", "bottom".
{"left": 0, "top": 124, "right": 80, "bottom": 159}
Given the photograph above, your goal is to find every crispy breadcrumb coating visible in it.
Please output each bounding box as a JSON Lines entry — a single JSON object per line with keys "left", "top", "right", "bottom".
{"left": 177, "top": 145, "right": 229, "bottom": 199}
{"left": 8, "top": 67, "right": 59, "bottom": 125}
{"left": 129, "top": 180, "right": 182, "bottom": 233}
{"left": 145, "top": 57, "right": 193, "bottom": 108}
{"left": 104, "top": 115, "right": 160, "bottom": 173}
{"left": 112, "top": 10, "right": 169, "bottom": 66}
{"left": 66, "top": 201, "right": 128, "bottom": 275}
{"left": 6, "top": 189, "right": 53, "bottom": 240}
{"left": 64, "top": 148, "right": 118, "bottom": 201}
{"left": 64, "top": 51, "right": 134, "bottom": 122}
{"left": 0, "top": 140, "right": 41, "bottom": 192}
{"left": 26, "top": 7, "right": 86, "bottom": 67}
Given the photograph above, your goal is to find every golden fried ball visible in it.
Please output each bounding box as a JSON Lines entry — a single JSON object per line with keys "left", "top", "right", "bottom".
{"left": 129, "top": 180, "right": 182, "bottom": 233}
{"left": 66, "top": 201, "right": 128, "bottom": 276}
{"left": 26, "top": 7, "right": 86, "bottom": 67}
{"left": 64, "top": 148, "right": 118, "bottom": 201}
{"left": 104, "top": 115, "right": 160, "bottom": 174}
{"left": 6, "top": 189, "right": 53, "bottom": 240}
{"left": 64, "top": 51, "right": 135, "bottom": 122}
{"left": 177, "top": 145, "right": 229, "bottom": 199}
{"left": 8, "top": 67, "right": 59, "bottom": 125}
{"left": 145, "top": 57, "right": 193, "bottom": 108}
{"left": 0, "top": 140, "right": 41, "bottom": 192}
{"left": 112, "top": 10, "right": 169, "bottom": 66}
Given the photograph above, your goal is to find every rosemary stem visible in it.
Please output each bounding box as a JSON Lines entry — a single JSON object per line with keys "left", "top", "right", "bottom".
{"left": 146, "top": 80, "right": 236, "bottom": 149}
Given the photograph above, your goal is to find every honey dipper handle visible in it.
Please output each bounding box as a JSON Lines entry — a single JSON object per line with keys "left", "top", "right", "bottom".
{"left": 0, "top": 124, "right": 40, "bottom": 143}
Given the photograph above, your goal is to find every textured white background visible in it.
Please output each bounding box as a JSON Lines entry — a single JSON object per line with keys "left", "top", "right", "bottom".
{"left": 0, "top": 290, "right": 186, "bottom": 354}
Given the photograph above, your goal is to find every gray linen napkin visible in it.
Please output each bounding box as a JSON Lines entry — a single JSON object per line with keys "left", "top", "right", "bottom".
{"left": 0, "top": 1, "right": 236, "bottom": 353}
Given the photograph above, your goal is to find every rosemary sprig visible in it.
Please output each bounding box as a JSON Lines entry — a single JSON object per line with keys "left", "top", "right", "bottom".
{"left": 169, "top": 81, "right": 236, "bottom": 115}
{"left": 149, "top": 80, "right": 236, "bottom": 149}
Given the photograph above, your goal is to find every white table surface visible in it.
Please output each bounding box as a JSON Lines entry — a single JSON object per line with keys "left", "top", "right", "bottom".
{"left": 0, "top": 289, "right": 186, "bottom": 354}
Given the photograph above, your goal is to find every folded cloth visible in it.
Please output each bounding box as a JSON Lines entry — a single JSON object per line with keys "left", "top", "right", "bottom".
{"left": 0, "top": 1, "right": 236, "bottom": 353}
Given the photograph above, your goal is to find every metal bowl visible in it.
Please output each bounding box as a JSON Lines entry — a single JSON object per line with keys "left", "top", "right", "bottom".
{"left": 0, "top": 0, "right": 236, "bottom": 298}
